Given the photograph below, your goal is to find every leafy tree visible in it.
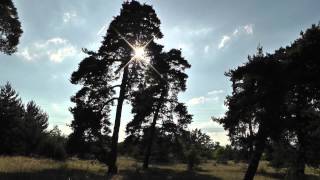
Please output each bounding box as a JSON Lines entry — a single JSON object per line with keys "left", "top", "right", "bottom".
{"left": 70, "top": 0, "right": 164, "bottom": 174}
{"left": 276, "top": 24, "right": 320, "bottom": 177}
{"left": 181, "top": 129, "right": 214, "bottom": 170}
{"left": 23, "top": 101, "right": 49, "bottom": 155}
{"left": 215, "top": 24, "right": 320, "bottom": 180}
{"left": 0, "top": 82, "right": 25, "bottom": 154}
{"left": 0, "top": 0, "right": 23, "bottom": 54}
{"left": 38, "top": 125, "right": 67, "bottom": 161}
{"left": 215, "top": 47, "right": 289, "bottom": 180}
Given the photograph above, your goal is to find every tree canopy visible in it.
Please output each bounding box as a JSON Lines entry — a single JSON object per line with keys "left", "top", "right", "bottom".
{"left": 0, "top": 0, "right": 23, "bottom": 55}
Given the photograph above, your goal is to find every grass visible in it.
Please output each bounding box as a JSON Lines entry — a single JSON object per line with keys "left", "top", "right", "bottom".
{"left": 0, "top": 156, "right": 319, "bottom": 180}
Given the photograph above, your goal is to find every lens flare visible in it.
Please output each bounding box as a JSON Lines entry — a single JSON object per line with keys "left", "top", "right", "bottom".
{"left": 112, "top": 27, "right": 163, "bottom": 78}
{"left": 133, "top": 47, "right": 146, "bottom": 60}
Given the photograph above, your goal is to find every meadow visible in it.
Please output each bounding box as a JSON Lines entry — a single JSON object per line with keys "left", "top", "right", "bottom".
{"left": 0, "top": 156, "right": 319, "bottom": 180}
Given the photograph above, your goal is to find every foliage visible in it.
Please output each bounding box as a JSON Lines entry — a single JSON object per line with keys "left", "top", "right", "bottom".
{"left": 0, "top": 0, "right": 23, "bottom": 54}
{"left": 0, "top": 82, "right": 67, "bottom": 160}
{"left": 214, "top": 23, "right": 320, "bottom": 180}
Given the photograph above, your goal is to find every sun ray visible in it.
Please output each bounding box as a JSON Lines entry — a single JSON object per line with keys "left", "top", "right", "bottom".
{"left": 112, "top": 27, "right": 163, "bottom": 79}
{"left": 147, "top": 63, "right": 163, "bottom": 78}
{"left": 112, "top": 27, "right": 135, "bottom": 50}
{"left": 116, "top": 56, "right": 135, "bottom": 74}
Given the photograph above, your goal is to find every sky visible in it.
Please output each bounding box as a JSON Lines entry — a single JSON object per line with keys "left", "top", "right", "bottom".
{"left": 1, "top": 0, "right": 320, "bottom": 145}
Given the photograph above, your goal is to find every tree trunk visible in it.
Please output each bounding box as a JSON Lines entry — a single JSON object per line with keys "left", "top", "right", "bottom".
{"left": 248, "top": 120, "right": 254, "bottom": 159}
{"left": 108, "top": 67, "right": 129, "bottom": 175}
{"left": 243, "top": 127, "right": 267, "bottom": 180}
{"left": 142, "top": 88, "right": 165, "bottom": 169}
{"left": 293, "top": 131, "right": 305, "bottom": 177}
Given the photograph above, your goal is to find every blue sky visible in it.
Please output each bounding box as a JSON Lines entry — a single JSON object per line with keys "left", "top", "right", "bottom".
{"left": 1, "top": 0, "right": 320, "bottom": 145}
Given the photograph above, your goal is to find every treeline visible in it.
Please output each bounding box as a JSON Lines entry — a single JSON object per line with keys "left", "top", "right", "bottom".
{"left": 214, "top": 24, "right": 320, "bottom": 179}
{"left": 0, "top": 83, "right": 67, "bottom": 160}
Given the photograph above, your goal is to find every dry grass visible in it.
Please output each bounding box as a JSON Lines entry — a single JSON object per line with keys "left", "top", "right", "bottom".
{"left": 0, "top": 156, "right": 319, "bottom": 180}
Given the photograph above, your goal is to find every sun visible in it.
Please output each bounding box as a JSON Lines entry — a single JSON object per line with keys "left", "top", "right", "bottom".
{"left": 133, "top": 46, "right": 146, "bottom": 60}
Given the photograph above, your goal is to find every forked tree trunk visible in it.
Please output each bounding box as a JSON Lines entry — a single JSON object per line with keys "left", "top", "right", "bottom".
{"left": 143, "top": 88, "right": 165, "bottom": 169}
{"left": 244, "top": 127, "right": 267, "bottom": 180}
{"left": 108, "top": 67, "right": 129, "bottom": 175}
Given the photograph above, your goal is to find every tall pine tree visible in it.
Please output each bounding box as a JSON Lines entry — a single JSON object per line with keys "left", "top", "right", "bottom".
{"left": 70, "top": 0, "right": 165, "bottom": 174}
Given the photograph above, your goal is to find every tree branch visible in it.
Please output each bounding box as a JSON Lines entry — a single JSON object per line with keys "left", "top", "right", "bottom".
{"left": 106, "top": 98, "right": 118, "bottom": 104}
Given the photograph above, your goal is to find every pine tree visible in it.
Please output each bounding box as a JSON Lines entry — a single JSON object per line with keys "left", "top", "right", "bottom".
{"left": 125, "top": 49, "right": 192, "bottom": 168}
{"left": 23, "top": 101, "right": 48, "bottom": 155}
{"left": 0, "top": 82, "right": 25, "bottom": 154}
{"left": 70, "top": 0, "right": 164, "bottom": 174}
{"left": 0, "top": 0, "right": 23, "bottom": 54}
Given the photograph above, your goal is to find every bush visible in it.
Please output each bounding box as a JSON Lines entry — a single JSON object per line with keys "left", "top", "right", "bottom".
{"left": 37, "top": 126, "right": 67, "bottom": 161}
{"left": 38, "top": 137, "right": 67, "bottom": 161}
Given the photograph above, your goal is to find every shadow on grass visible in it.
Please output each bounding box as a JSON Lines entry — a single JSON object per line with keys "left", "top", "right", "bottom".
{"left": 257, "top": 171, "right": 320, "bottom": 180}
{"left": 119, "top": 167, "right": 222, "bottom": 180}
{"left": 0, "top": 169, "right": 106, "bottom": 180}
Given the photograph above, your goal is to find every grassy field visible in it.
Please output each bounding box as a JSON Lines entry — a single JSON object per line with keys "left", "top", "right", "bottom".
{"left": 0, "top": 156, "right": 319, "bottom": 180}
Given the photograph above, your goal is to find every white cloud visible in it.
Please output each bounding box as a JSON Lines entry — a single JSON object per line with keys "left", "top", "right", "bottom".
{"left": 232, "top": 29, "right": 239, "bottom": 36}
{"left": 48, "top": 46, "right": 77, "bottom": 63}
{"left": 233, "top": 24, "right": 254, "bottom": 37}
{"left": 63, "top": 11, "right": 77, "bottom": 23}
{"left": 47, "top": 37, "right": 67, "bottom": 45}
{"left": 217, "top": 24, "right": 254, "bottom": 50}
{"left": 18, "top": 37, "right": 77, "bottom": 63}
{"left": 218, "top": 35, "right": 231, "bottom": 49}
{"left": 19, "top": 48, "right": 36, "bottom": 61}
{"left": 208, "top": 89, "right": 224, "bottom": 95}
{"left": 244, "top": 24, "right": 254, "bottom": 34}
{"left": 187, "top": 96, "right": 206, "bottom": 106}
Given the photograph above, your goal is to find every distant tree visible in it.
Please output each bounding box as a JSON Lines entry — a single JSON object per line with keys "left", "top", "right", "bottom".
{"left": 213, "top": 144, "right": 235, "bottom": 163}
{"left": 38, "top": 125, "right": 67, "bottom": 160}
{"left": 0, "top": 0, "right": 23, "bottom": 54}
{"left": 180, "top": 129, "right": 214, "bottom": 170}
{"left": 0, "top": 82, "right": 25, "bottom": 154}
{"left": 23, "top": 101, "right": 48, "bottom": 155}
{"left": 70, "top": 0, "right": 164, "bottom": 174}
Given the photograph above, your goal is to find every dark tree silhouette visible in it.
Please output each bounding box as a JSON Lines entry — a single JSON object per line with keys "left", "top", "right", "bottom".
{"left": 125, "top": 49, "right": 191, "bottom": 169}
{"left": 23, "top": 101, "right": 48, "bottom": 155}
{"left": 0, "top": 0, "right": 23, "bottom": 54}
{"left": 181, "top": 129, "right": 214, "bottom": 170}
{"left": 68, "top": 52, "right": 113, "bottom": 161}
{"left": 70, "top": 0, "right": 164, "bottom": 174}
{"left": 215, "top": 24, "right": 320, "bottom": 180}
{"left": 0, "top": 82, "right": 25, "bottom": 154}
{"left": 215, "top": 47, "right": 289, "bottom": 180}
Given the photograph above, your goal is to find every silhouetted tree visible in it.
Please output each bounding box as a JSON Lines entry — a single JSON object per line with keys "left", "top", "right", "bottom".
{"left": 215, "top": 23, "right": 320, "bottom": 180}
{"left": 68, "top": 52, "right": 112, "bottom": 162}
{"left": 70, "top": 0, "right": 163, "bottom": 174}
{"left": 277, "top": 23, "right": 320, "bottom": 177}
{"left": 181, "top": 129, "right": 214, "bottom": 170}
{"left": 125, "top": 49, "right": 191, "bottom": 169}
{"left": 38, "top": 125, "right": 67, "bottom": 161}
{"left": 23, "top": 101, "right": 49, "bottom": 155}
{"left": 0, "top": 0, "right": 23, "bottom": 54}
{"left": 0, "top": 82, "right": 25, "bottom": 154}
{"left": 215, "top": 47, "right": 289, "bottom": 180}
